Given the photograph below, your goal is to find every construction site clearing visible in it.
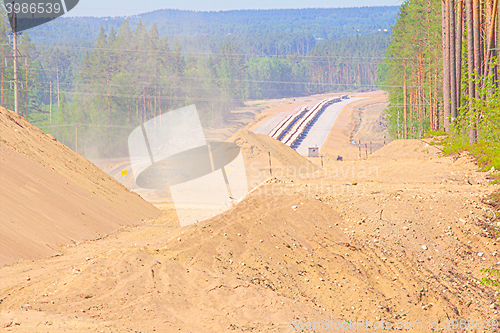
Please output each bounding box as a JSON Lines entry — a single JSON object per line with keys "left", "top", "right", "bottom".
{"left": 0, "top": 90, "right": 499, "bottom": 332}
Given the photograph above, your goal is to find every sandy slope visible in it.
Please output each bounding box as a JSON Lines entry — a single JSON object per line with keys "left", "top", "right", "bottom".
{"left": 1, "top": 98, "right": 499, "bottom": 332}
{"left": 0, "top": 107, "right": 160, "bottom": 266}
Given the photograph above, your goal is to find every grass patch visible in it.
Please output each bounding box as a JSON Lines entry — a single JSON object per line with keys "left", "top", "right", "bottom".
{"left": 442, "top": 135, "right": 500, "bottom": 211}
{"left": 443, "top": 137, "right": 500, "bottom": 172}
{"left": 426, "top": 129, "right": 446, "bottom": 137}
{"left": 491, "top": 190, "right": 500, "bottom": 210}
{"left": 467, "top": 144, "right": 500, "bottom": 172}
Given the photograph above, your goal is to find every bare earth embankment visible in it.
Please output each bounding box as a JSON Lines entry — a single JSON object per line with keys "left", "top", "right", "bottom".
{"left": 0, "top": 107, "right": 160, "bottom": 266}
{"left": 1, "top": 95, "right": 499, "bottom": 332}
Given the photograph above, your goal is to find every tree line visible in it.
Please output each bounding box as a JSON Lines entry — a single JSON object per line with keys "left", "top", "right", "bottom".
{"left": 379, "top": 0, "right": 498, "bottom": 143}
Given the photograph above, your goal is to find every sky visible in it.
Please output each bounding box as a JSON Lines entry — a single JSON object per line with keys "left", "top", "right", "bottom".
{"left": 67, "top": 0, "right": 401, "bottom": 17}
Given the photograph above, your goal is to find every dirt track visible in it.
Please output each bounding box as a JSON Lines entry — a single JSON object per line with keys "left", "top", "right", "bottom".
{"left": 1, "top": 93, "right": 499, "bottom": 332}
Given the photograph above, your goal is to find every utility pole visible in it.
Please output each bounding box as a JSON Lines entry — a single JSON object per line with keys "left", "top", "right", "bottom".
{"left": 49, "top": 81, "right": 52, "bottom": 124}
{"left": 106, "top": 65, "right": 111, "bottom": 124}
{"left": 143, "top": 83, "right": 146, "bottom": 122}
{"left": 8, "top": 12, "right": 26, "bottom": 115}
{"left": 159, "top": 89, "right": 162, "bottom": 126}
{"left": 25, "top": 57, "right": 28, "bottom": 119}
{"left": 56, "top": 64, "right": 60, "bottom": 107}
{"left": 75, "top": 124, "right": 79, "bottom": 154}
{"left": 12, "top": 13, "right": 19, "bottom": 115}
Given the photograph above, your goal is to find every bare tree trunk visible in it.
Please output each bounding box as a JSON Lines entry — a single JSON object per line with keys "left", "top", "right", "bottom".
{"left": 473, "top": 0, "right": 481, "bottom": 97}
{"left": 434, "top": 69, "right": 439, "bottom": 130}
{"left": 496, "top": 3, "right": 500, "bottom": 86}
{"left": 455, "top": 0, "right": 463, "bottom": 112}
{"left": 472, "top": 0, "right": 481, "bottom": 142}
{"left": 467, "top": 0, "right": 477, "bottom": 144}
{"left": 485, "top": 0, "right": 498, "bottom": 78}
{"left": 450, "top": 0, "right": 458, "bottom": 123}
{"left": 479, "top": 0, "right": 485, "bottom": 82}
{"left": 403, "top": 72, "right": 408, "bottom": 139}
{"left": 497, "top": 0, "right": 500, "bottom": 86}
{"left": 442, "top": 0, "right": 451, "bottom": 131}
{"left": 410, "top": 89, "right": 414, "bottom": 138}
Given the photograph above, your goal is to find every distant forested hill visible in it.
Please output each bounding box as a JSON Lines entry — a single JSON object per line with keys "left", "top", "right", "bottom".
{"left": 29, "top": 7, "right": 399, "bottom": 44}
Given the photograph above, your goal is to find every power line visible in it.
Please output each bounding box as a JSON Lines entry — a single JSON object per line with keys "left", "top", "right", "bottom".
{"left": 27, "top": 44, "right": 429, "bottom": 61}
{"left": 17, "top": 82, "right": 430, "bottom": 101}
{"left": 38, "top": 123, "right": 135, "bottom": 129}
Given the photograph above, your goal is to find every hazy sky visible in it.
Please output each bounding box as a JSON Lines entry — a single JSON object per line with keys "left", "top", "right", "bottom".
{"left": 67, "top": 0, "right": 401, "bottom": 17}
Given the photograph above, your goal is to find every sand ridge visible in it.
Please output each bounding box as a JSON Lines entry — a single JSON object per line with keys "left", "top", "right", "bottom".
{"left": 0, "top": 107, "right": 160, "bottom": 266}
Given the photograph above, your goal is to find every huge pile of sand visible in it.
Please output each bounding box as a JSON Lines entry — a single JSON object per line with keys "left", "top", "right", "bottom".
{"left": 230, "top": 129, "right": 319, "bottom": 186}
{"left": 0, "top": 107, "right": 160, "bottom": 266}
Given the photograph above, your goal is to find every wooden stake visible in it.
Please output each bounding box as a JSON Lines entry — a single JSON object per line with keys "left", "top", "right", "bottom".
{"left": 268, "top": 152, "right": 272, "bottom": 176}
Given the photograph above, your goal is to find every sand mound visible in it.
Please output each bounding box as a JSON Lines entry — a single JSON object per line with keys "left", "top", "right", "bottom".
{"left": 0, "top": 187, "right": 369, "bottom": 332}
{"left": 0, "top": 107, "right": 160, "bottom": 266}
{"left": 230, "top": 130, "right": 319, "bottom": 186}
{"left": 370, "top": 139, "right": 442, "bottom": 159}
